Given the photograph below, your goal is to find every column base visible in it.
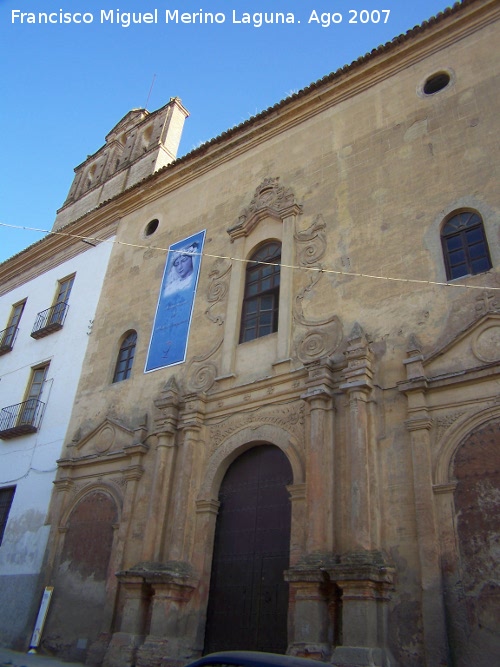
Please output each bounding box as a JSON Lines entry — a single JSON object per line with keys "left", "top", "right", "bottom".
{"left": 287, "top": 643, "right": 332, "bottom": 661}
{"left": 136, "top": 636, "right": 197, "bottom": 667}
{"left": 103, "top": 632, "right": 145, "bottom": 667}
{"left": 331, "top": 646, "right": 393, "bottom": 667}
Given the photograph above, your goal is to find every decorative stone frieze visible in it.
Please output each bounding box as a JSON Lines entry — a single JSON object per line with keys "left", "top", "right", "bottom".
{"left": 208, "top": 401, "right": 305, "bottom": 454}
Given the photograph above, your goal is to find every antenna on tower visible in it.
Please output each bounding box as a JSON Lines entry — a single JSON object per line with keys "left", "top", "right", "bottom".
{"left": 145, "top": 74, "right": 157, "bottom": 110}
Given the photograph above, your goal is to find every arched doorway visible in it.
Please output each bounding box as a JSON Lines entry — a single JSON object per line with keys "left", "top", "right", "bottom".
{"left": 452, "top": 418, "right": 500, "bottom": 666}
{"left": 43, "top": 490, "right": 118, "bottom": 660}
{"left": 204, "top": 445, "right": 293, "bottom": 654}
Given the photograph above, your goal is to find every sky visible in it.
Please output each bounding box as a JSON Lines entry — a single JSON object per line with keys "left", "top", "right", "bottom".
{"left": 0, "top": 0, "right": 457, "bottom": 263}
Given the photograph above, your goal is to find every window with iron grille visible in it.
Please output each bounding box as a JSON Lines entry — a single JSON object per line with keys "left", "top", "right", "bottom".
{"left": 50, "top": 275, "right": 75, "bottom": 325}
{"left": 441, "top": 211, "right": 492, "bottom": 280}
{"left": 0, "top": 487, "right": 15, "bottom": 545}
{"left": 113, "top": 331, "right": 137, "bottom": 382}
{"left": 240, "top": 242, "right": 281, "bottom": 343}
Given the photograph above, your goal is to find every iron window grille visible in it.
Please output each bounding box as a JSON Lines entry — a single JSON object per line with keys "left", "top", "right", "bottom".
{"left": 0, "top": 399, "right": 45, "bottom": 439}
{"left": 31, "top": 302, "right": 69, "bottom": 339}
{"left": 0, "top": 301, "right": 26, "bottom": 354}
{"left": 0, "top": 325, "right": 19, "bottom": 355}
{"left": 32, "top": 276, "right": 74, "bottom": 339}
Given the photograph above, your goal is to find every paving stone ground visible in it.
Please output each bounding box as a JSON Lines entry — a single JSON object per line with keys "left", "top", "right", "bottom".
{"left": 0, "top": 648, "right": 84, "bottom": 667}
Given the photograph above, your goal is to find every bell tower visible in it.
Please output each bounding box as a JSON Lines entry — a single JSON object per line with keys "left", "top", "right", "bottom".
{"left": 52, "top": 97, "right": 189, "bottom": 231}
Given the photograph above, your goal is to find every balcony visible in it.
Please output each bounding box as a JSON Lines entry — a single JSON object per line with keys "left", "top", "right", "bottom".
{"left": 0, "top": 325, "right": 18, "bottom": 355}
{"left": 31, "top": 302, "right": 69, "bottom": 339}
{"left": 0, "top": 399, "right": 45, "bottom": 439}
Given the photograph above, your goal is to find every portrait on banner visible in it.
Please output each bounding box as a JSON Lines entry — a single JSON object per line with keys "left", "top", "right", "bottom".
{"left": 145, "top": 230, "right": 206, "bottom": 372}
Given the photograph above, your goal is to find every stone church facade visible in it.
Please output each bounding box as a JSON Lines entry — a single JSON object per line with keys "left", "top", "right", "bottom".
{"left": 34, "top": 1, "right": 499, "bottom": 666}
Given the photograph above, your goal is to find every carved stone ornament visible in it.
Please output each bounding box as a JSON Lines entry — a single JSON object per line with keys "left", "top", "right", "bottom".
{"left": 227, "top": 177, "right": 302, "bottom": 240}
{"left": 186, "top": 337, "right": 223, "bottom": 393}
{"left": 293, "top": 219, "right": 343, "bottom": 362}
{"left": 436, "top": 411, "right": 467, "bottom": 444}
{"left": 472, "top": 324, "right": 500, "bottom": 363}
{"left": 294, "top": 215, "right": 327, "bottom": 266}
{"left": 475, "top": 290, "right": 500, "bottom": 316}
{"left": 205, "top": 259, "right": 232, "bottom": 325}
{"left": 296, "top": 328, "right": 343, "bottom": 363}
{"left": 209, "top": 401, "right": 305, "bottom": 453}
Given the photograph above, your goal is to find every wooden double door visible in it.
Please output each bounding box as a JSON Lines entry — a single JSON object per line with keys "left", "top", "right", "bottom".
{"left": 204, "top": 445, "right": 293, "bottom": 654}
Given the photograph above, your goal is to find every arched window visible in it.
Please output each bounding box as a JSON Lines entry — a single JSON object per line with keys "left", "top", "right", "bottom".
{"left": 441, "top": 211, "right": 492, "bottom": 280}
{"left": 240, "top": 242, "right": 281, "bottom": 343}
{"left": 112, "top": 331, "right": 137, "bottom": 383}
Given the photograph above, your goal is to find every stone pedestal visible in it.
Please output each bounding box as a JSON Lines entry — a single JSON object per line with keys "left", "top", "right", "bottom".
{"left": 327, "top": 551, "right": 395, "bottom": 667}
{"left": 287, "top": 551, "right": 395, "bottom": 667}
{"left": 135, "top": 563, "right": 197, "bottom": 667}
{"left": 285, "top": 556, "right": 339, "bottom": 661}
{"left": 104, "top": 562, "right": 197, "bottom": 667}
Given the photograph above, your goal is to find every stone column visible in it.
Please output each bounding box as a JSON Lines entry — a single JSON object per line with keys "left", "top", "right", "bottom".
{"left": 285, "top": 568, "right": 333, "bottom": 660}
{"left": 104, "top": 575, "right": 152, "bottom": 667}
{"left": 331, "top": 325, "right": 397, "bottom": 666}
{"left": 339, "top": 323, "right": 375, "bottom": 552}
{"left": 167, "top": 393, "right": 206, "bottom": 563}
{"left": 287, "top": 360, "right": 335, "bottom": 660}
{"left": 276, "top": 213, "right": 296, "bottom": 361}
{"left": 141, "top": 379, "right": 180, "bottom": 562}
{"left": 135, "top": 569, "right": 198, "bottom": 667}
{"left": 434, "top": 483, "right": 466, "bottom": 665}
{"left": 328, "top": 553, "right": 395, "bottom": 667}
{"left": 287, "top": 483, "right": 307, "bottom": 567}
{"left": 399, "top": 338, "right": 450, "bottom": 666}
{"left": 220, "top": 236, "right": 245, "bottom": 377}
{"left": 301, "top": 358, "right": 336, "bottom": 554}
{"left": 100, "top": 438, "right": 149, "bottom": 667}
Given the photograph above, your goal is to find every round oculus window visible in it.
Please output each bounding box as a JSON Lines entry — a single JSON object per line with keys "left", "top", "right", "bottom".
{"left": 423, "top": 72, "right": 451, "bottom": 95}
{"left": 144, "top": 219, "right": 159, "bottom": 237}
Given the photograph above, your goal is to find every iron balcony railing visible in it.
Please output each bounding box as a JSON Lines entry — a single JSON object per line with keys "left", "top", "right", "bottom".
{"left": 31, "top": 302, "right": 69, "bottom": 339}
{"left": 0, "top": 399, "right": 45, "bottom": 439}
{"left": 0, "top": 325, "right": 19, "bottom": 355}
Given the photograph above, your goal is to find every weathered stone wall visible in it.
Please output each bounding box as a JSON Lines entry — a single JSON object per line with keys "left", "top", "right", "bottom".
{"left": 41, "top": 2, "right": 500, "bottom": 665}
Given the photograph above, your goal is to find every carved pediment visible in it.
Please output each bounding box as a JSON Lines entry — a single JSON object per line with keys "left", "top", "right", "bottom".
{"left": 227, "top": 178, "right": 302, "bottom": 240}
{"left": 71, "top": 418, "right": 139, "bottom": 458}
{"left": 424, "top": 314, "right": 500, "bottom": 379}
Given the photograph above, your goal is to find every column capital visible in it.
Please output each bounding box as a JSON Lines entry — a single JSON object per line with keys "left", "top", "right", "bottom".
{"left": 121, "top": 464, "right": 145, "bottom": 482}
{"left": 153, "top": 378, "right": 180, "bottom": 434}
{"left": 195, "top": 498, "right": 220, "bottom": 515}
{"left": 405, "top": 416, "right": 433, "bottom": 432}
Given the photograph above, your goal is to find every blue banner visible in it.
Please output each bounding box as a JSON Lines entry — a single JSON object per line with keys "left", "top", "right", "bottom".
{"left": 145, "top": 230, "right": 206, "bottom": 372}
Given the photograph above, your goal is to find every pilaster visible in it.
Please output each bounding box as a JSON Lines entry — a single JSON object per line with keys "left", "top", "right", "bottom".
{"left": 301, "top": 357, "right": 336, "bottom": 554}
{"left": 399, "top": 336, "right": 450, "bottom": 667}
{"left": 167, "top": 393, "right": 206, "bottom": 563}
{"left": 339, "top": 323, "right": 375, "bottom": 552}
{"left": 141, "top": 379, "right": 180, "bottom": 562}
